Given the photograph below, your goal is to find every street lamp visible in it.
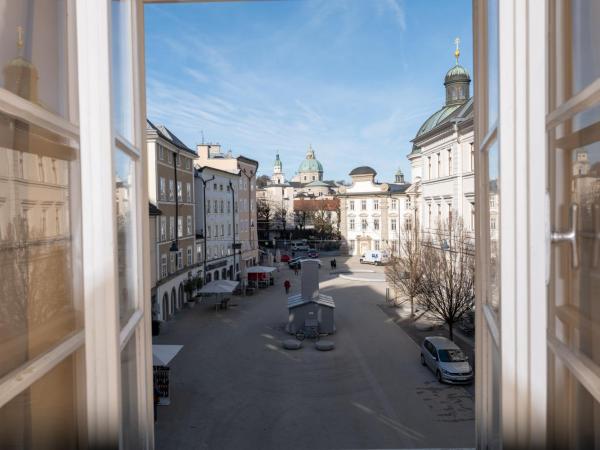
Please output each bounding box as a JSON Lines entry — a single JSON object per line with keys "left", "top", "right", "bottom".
{"left": 170, "top": 151, "right": 179, "bottom": 266}
{"left": 197, "top": 169, "right": 215, "bottom": 282}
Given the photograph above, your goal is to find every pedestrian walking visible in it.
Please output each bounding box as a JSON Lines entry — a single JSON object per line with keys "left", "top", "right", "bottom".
{"left": 330, "top": 259, "right": 334, "bottom": 270}
{"left": 284, "top": 279, "right": 291, "bottom": 294}
{"left": 294, "top": 266, "right": 299, "bottom": 276}
{"left": 333, "top": 258, "right": 337, "bottom": 269}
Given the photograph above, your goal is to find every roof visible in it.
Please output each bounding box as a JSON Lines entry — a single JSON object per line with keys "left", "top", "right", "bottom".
{"left": 298, "top": 158, "right": 323, "bottom": 173}
{"left": 389, "top": 183, "right": 411, "bottom": 193}
{"left": 306, "top": 180, "right": 330, "bottom": 187}
{"left": 149, "top": 203, "right": 162, "bottom": 216}
{"left": 349, "top": 166, "right": 377, "bottom": 176}
{"left": 413, "top": 97, "right": 473, "bottom": 141}
{"left": 146, "top": 119, "right": 197, "bottom": 157}
{"left": 287, "top": 293, "right": 335, "bottom": 309}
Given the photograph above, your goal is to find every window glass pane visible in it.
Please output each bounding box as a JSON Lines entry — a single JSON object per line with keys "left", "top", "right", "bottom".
{"left": 115, "top": 149, "right": 136, "bottom": 326}
{"left": 0, "top": 354, "right": 82, "bottom": 448}
{"left": 0, "top": 1, "right": 71, "bottom": 119}
{"left": 487, "top": 141, "right": 500, "bottom": 314}
{"left": 111, "top": 0, "right": 134, "bottom": 141}
{"left": 571, "top": 0, "right": 600, "bottom": 94}
{"left": 487, "top": 0, "right": 499, "bottom": 129}
{"left": 121, "top": 336, "right": 139, "bottom": 448}
{"left": 0, "top": 112, "right": 81, "bottom": 378}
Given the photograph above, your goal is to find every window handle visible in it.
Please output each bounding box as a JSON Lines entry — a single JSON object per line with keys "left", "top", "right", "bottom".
{"left": 581, "top": 204, "right": 600, "bottom": 268}
{"left": 551, "top": 203, "right": 579, "bottom": 269}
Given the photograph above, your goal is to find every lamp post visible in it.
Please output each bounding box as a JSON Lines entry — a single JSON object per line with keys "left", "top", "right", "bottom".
{"left": 170, "top": 151, "right": 179, "bottom": 266}
{"left": 281, "top": 186, "right": 286, "bottom": 240}
{"left": 228, "top": 179, "right": 237, "bottom": 280}
{"left": 198, "top": 169, "right": 215, "bottom": 282}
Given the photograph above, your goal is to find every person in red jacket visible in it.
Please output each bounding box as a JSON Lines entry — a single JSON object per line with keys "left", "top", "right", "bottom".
{"left": 284, "top": 279, "right": 291, "bottom": 294}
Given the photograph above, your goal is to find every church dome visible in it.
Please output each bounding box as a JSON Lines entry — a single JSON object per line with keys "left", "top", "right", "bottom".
{"left": 444, "top": 64, "right": 471, "bottom": 85}
{"left": 298, "top": 145, "right": 323, "bottom": 173}
{"left": 349, "top": 166, "right": 376, "bottom": 176}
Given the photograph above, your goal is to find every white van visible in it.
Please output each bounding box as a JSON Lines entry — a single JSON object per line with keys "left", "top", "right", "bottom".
{"left": 359, "top": 250, "right": 390, "bottom": 266}
{"left": 291, "top": 242, "right": 310, "bottom": 251}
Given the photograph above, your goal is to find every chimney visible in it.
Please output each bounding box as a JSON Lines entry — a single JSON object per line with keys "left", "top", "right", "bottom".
{"left": 300, "top": 260, "right": 319, "bottom": 301}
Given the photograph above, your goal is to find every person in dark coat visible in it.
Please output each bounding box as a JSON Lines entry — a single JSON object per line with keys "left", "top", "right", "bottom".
{"left": 284, "top": 279, "right": 291, "bottom": 294}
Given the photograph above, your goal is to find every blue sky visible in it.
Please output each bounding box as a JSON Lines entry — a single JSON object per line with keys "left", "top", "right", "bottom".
{"left": 145, "top": 0, "right": 472, "bottom": 183}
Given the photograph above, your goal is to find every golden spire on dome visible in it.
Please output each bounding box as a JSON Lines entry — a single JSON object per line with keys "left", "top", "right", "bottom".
{"left": 454, "top": 37, "right": 461, "bottom": 65}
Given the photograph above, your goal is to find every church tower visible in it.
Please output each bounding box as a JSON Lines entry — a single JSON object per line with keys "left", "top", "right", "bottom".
{"left": 444, "top": 38, "right": 471, "bottom": 106}
{"left": 271, "top": 153, "right": 285, "bottom": 184}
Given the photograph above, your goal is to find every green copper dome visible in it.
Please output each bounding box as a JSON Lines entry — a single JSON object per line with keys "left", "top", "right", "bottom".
{"left": 298, "top": 146, "right": 323, "bottom": 173}
{"left": 274, "top": 153, "right": 282, "bottom": 170}
{"left": 444, "top": 64, "right": 471, "bottom": 85}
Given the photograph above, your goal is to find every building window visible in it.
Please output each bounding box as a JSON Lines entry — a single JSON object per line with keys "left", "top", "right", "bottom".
{"left": 213, "top": 200, "right": 218, "bottom": 213}
{"left": 228, "top": 224, "right": 232, "bottom": 236}
{"left": 176, "top": 153, "right": 180, "bottom": 167}
{"left": 221, "top": 224, "right": 224, "bottom": 236}
{"left": 177, "top": 217, "right": 182, "bottom": 238}
{"left": 169, "top": 179, "right": 174, "bottom": 201}
{"left": 428, "top": 156, "right": 432, "bottom": 179}
{"left": 374, "top": 219, "right": 379, "bottom": 230}
{"left": 160, "top": 216, "right": 166, "bottom": 241}
{"left": 160, "top": 177, "right": 166, "bottom": 200}
{"left": 177, "top": 250, "right": 183, "bottom": 269}
{"left": 158, "top": 144, "right": 164, "bottom": 160}
{"left": 186, "top": 182, "right": 191, "bottom": 202}
{"left": 437, "top": 152, "right": 441, "bottom": 177}
{"left": 169, "top": 217, "right": 175, "bottom": 239}
{"left": 227, "top": 201, "right": 231, "bottom": 213}
{"left": 470, "top": 143, "right": 475, "bottom": 171}
{"left": 448, "top": 203, "right": 453, "bottom": 222}
{"left": 220, "top": 200, "right": 224, "bottom": 213}
{"left": 350, "top": 200, "right": 355, "bottom": 211}
{"left": 196, "top": 244, "right": 203, "bottom": 262}
{"left": 349, "top": 218, "right": 355, "bottom": 230}
{"left": 161, "top": 254, "right": 168, "bottom": 278}
{"left": 373, "top": 200, "right": 379, "bottom": 210}
{"left": 448, "top": 149, "right": 452, "bottom": 175}
{"left": 391, "top": 219, "right": 397, "bottom": 231}
{"left": 219, "top": 184, "right": 223, "bottom": 191}
{"left": 187, "top": 216, "right": 192, "bottom": 236}
{"left": 207, "top": 226, "right": 212, "bottom": 238}
{"left": 361, "top": 219, "right": 368, "bottom": 231}
{"left": 207, "top": 201, "right": 211, "bottom": 213}
{"left": 437, "top": 204, "right": 441, "bottom": 226}
{"left": 374, "top": 240, "right": 380, "bottom": 250}
{"left": 177, "top": 181, "right": 182, "bottom": 201}
{"left": 361, "top": 200, "right": 367, "bottom": 210}
{"left": 170, "top": 252, "right": 175, "bottom": 272}
{"left": 187, "top": 247, "right": 192, "bottom": 265}
{"left": 428, "top": 204, "right": 432, "bottom": 228}
{"left": 391, "top": 199, "right": 397, "bottom": 210}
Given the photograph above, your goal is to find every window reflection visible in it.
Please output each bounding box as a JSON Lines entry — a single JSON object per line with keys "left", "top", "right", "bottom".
{"left": 111, "top": 0, "right": 134, "bottom": 142}
{"left": 0, "top": 1, "right": 70, "bottom": 119}
{"left": 487, "top": 0, "right": 499, "bottom": 130}
{"left": 115, "top": 149, "right": 136, "bottom": 326}
{"left": 0, "top": 111, "right": 80, "bottom": 378}
{"left": 487, "top": 141, "right": 500, "bottom": 314}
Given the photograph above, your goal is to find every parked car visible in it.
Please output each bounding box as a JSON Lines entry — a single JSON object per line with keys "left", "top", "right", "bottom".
{"left": 280, "top": 254, "right": 291, "bottom": 262}
{"left": 420, "top": 336, "right": 473, "bottom": 384}
{"left": 359, "top": 250, "right": 390, "bottom": 265}
{"left": 307, "top": 249, "right": 319, "bottom": 258}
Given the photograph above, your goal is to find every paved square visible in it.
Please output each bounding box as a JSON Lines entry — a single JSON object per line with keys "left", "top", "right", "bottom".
{"left": 154, "top": 258, "right": 475, "bottom": 450}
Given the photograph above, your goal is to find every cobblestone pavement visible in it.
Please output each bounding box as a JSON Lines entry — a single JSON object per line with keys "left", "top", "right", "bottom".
{"left": 153, "top": 257, "right": 475, "bottom": 450}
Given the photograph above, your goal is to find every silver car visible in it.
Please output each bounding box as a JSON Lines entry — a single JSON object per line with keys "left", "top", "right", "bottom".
{"left": 420, "top": 336, "right": 473, "bottom": 384}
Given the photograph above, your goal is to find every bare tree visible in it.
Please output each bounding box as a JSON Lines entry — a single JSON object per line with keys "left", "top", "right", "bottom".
{"left": 417, "top": 216, "right": 475, "bottom": 340}
{"left": 385, "top": 218, "right": 424, "bottom": 316}
{"left": 257, "top": 198, "right": 273, "bottom": 241}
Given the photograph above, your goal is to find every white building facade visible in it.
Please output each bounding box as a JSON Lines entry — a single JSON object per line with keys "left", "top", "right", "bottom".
{"left": 338, "top": 167, "right": 411, "bottom": 256}
{"left": 408, "top": 51, "right": 475, "bottom": 236}
{"left": 194, "top": 166, "right": 239, "bottom": 284}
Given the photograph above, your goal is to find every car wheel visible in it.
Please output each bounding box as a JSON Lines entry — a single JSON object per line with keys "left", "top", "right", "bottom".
{"left": 420, "top": 354, "right": 426, "bottom": 366}
{"left": 436, "top": 370, "right": 443, "bottom": 383}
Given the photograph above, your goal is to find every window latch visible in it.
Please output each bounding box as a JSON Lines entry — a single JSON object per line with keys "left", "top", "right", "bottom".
{"left": 550, "top": 202, "right": 579, "bottom": 269}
